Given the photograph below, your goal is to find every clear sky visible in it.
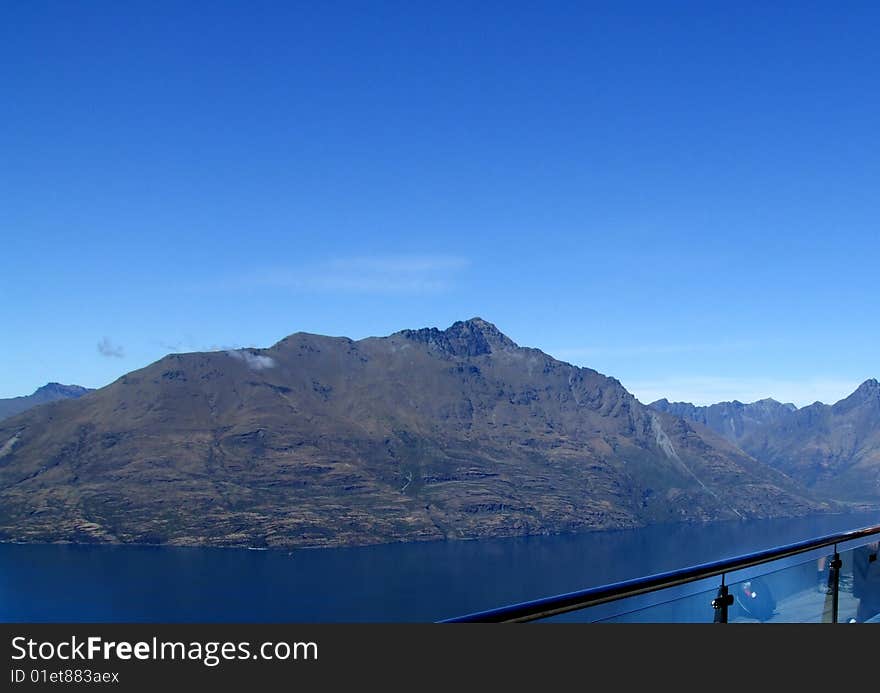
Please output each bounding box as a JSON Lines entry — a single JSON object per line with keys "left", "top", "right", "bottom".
{"left": 2, "top": 2, "right": 878, "bottom": 406}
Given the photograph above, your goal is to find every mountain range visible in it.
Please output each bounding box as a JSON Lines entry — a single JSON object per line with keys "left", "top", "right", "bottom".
{"left": 650, "top": 380, "right": 880, "bottom": 503}
{"left": 0, "top": 319, "right": 830, "bottom": 549}
{"left": 0, "top": 383, "right": 93, "bottom": 422}
{"left": 649, "top": 397, "right": 798, "bottom": 446}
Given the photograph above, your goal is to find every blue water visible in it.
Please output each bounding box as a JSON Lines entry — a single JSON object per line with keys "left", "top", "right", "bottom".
{"left": 1, "top": 512, "right": 877, "bottom": 622}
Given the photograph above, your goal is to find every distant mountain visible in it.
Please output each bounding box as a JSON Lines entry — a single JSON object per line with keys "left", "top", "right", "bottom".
{"left": 737, "top": 379, "right": 880, "bottom": 502}
{"left": 649, "top": 398, "right": 798, "bottom": 447}
{"left": 0, "top": 319, "right": 824, "bottom": 549}
{"left": 650, "top": 381, "right": 880, "bottom": 504}
{"left": 0, "top": 383, "right": 93, "bottom": 422}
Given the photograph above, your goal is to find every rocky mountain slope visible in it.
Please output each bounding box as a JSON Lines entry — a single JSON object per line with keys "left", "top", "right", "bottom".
{"left": 650, "top": 382, "right": 880, "bottom": 504}
{"left": 0, "top": 319, "right": 825, "bottom": 548}
{"left": 737, "top": 380, "right": 880, "bottom": 502}
{"left": 649, "top": 398, "right": 798, "bottom": 447}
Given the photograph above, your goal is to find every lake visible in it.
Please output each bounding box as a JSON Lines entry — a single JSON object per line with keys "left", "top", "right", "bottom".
{"left": 2, "top": 512, "right": 877, "bottom": 622}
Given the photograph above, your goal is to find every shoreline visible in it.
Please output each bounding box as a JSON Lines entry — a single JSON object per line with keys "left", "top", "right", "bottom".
{"left": 1, "top": 506, "right": 877, "bottom": 554}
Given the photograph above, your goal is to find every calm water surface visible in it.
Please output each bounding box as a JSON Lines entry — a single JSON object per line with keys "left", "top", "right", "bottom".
{"left": 2, "top": 512, "right": 877, "bottom": 622}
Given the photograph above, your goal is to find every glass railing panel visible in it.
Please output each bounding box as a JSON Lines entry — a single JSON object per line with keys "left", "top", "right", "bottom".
{"left": 444, "top": 525, "right": 880, "bottom": 623}
{"left": 839, "top": 540, "right": 880, "bottom": 623}
{"left": 594, "top": 586, "right": 718, "bottom": 623}
{"left": 539, "top": 579, "right": 719, "bottom": 623}
{"left": 727, "top": 552, "right": 835, "bottom": 623}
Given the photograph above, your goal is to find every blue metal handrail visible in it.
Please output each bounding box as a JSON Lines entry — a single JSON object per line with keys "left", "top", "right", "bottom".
{"left": 440, "top": 522, "right": 880, "bottom": 623}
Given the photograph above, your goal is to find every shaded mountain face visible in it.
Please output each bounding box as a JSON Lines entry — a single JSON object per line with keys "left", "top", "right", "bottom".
{"left": 650, "top": 382, "right": 880, "bottom": 504}
{"left": 649, "top": 398, "right": 798, "bottom": 447}
{"left": 0, "top": 383, "right": 93, "bottom": 422}
{"left": 0, "top": 319, "right": 824, "bottom": 549}
{"left": 736, "top": 379, "right": 880, "bottom": 502}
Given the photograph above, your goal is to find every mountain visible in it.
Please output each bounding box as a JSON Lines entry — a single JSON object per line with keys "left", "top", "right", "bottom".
{"left": 648, "top": 398, "right": 798, "bottom": 447}
{"left": 0, "top": 383, "right": 93, "bottom": 422}
{"left": 650, "top": 382, "right": 880, "bottom": 505}
{"left": 736, "top": 379, "right": 880, "bottom": 502}
{"left": 0, "top": 319, "right": 825, "bottom": 549}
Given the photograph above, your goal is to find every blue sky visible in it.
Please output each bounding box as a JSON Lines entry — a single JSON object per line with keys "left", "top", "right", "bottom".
{"left": 2, "top": 2, "right": 878, "bottom": 405}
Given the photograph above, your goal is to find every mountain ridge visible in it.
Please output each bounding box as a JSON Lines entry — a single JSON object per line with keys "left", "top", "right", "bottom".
{"left": 649, "top": 380, "right": 880, "bottom": 503}
{"left": 0, "top": 319, "right": 828, "bottom": 549}
{"left": 0, "top": 383, "right": 93, "bottom": 422}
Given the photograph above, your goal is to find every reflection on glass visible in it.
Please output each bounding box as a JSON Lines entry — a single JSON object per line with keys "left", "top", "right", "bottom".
{"left": 596, "top": 588, "right": 717, "bottom": 623}
{"left": 532, "top": 538, "right": 880, "bottom": 624}
{"left": 536, "top": 582, "right": 719, "bottom": 623}
{"left": 728, "top": 554, "right": 834, "bottom": 623}
{"left": 850, "top": 541, "right": 880, "bottom": 623}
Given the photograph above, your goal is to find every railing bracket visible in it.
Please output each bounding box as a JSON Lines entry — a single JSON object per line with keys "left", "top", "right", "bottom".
{"left": 712, "top": 584, "right": 734, "bottom": 623}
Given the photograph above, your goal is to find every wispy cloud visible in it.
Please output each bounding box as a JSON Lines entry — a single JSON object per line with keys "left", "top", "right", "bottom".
{"left": 156, "top": 339, "right": 242, "bottom": 354}
{"left": 226, "top": 349, "right": 276, "bottom": 370}
{"left": 230, "top": 254, "right": 469, "bottom": 294}
{"left": 623, "top": 375, "right": 866, "bottom": 408}
{"left": 158, "top": 340, "right": 183, "bottom": 352}
{"left": 552, "top": 340, "right": 759, "bottom": 361}
{"left": 97, "top": 337, "right": 125, "bottom": 358}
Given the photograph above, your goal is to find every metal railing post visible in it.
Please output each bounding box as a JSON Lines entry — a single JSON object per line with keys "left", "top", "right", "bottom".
{"left": 712, "top": 576, "right": 733, "bottom": 623}
{"left": 829, "top": 547, "right": 842, "bottom": 624}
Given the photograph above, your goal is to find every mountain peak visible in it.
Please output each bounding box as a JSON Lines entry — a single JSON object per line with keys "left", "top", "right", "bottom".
{"left": 459, "top": 316, "right": 497, "bottom": 330}
{"left": 751, "top": 397, "right": 798, "bottom": 411}
{"left": 33, "top": 383, "right": 91, "bottom": 397}
{"left": 397, "top": 318, "right": 517, "bottom": 357}
{"left": 825, "top": 378, "right": 879, "bottom": 414}
{"left": 851, "top": 378, "right": 880, "bottom": 400}
{"left": 0, "top": 382, "right": 93, "bottom": 422}
{"left": 450, "top": 317, "right": 517, "bottom": 345}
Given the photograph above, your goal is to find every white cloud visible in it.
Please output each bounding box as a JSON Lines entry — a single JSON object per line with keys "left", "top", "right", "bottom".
{"left": 156, "top": 337, "right": 243, "bottom": 354}
{"left": 226, "top": 350, "right": 276, "bottom": 371}
{"left": 622, "top": 375, "right": 865, "bottom": 408}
